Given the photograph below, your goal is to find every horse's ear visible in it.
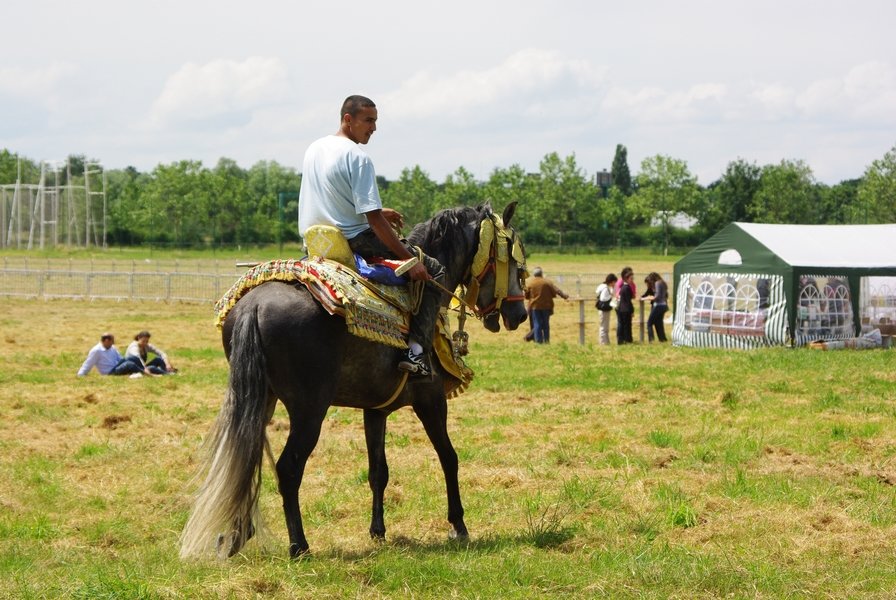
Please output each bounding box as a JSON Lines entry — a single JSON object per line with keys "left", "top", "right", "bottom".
{"left": 502, "top": 201, "right": 518, "bottom": 227}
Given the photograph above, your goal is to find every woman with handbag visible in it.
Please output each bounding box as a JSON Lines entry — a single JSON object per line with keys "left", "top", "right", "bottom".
{"left": 595, "top": 273, "right": 618, "bottom": 345}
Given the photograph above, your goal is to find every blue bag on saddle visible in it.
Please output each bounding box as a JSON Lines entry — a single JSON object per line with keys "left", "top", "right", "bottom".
{"left": 353, "top": 254, "right": 408, "bottom": 286}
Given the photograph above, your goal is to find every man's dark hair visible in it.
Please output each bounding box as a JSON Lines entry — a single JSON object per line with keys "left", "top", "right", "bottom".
{"left": 341, "top": 95, "right": 376, "bottom": 119}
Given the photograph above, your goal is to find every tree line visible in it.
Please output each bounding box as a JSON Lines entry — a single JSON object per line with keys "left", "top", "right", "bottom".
{"left": 2, "top": 143, "right": 894, "bottom": 252}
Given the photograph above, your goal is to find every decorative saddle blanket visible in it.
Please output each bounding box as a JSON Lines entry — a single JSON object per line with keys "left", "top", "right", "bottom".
{"left": 215, "top": 257, "right": 411, "bottom": 348}
{"left": 214, "top": 257, "right": 474, "bottom": 398}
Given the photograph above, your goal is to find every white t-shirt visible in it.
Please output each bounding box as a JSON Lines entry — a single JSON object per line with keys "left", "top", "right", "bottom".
{"left": 298, "top": 135, "right": 383, "bottom": 240}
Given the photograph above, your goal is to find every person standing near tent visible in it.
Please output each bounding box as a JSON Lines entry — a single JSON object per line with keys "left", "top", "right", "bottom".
{"left": 616, "top": 268, "right": 635, "bottom": 344}
{"left": 643, "top": 272, "right": 669, "bottom": 342}
{"left": 595, "top": 273, "right": 617, "bottom": 345}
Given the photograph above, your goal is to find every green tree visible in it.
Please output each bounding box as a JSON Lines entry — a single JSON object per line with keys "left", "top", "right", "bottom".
{"left": 105, "top": 166, "right": 147, "bottom": 245}
{"left": 698, "top": 158, "right": 761, "bottom": 233}
{"left": 749, "top": 159, "right": 818, "bottom": 223}
{"left": 819, "top": 179, "right": 860, "bottom": 224}
{"left": 380, "top": 166, "right": 438, "bottom": 229}
{"left": 0, "top": 150, "right": 39, "bottom": 184}
{"left": 65, "top": 154, "right": 87, "bottom": 181}
{"left": 437, "top": 167, "right": 483, "bottom": 211}
{"left": 856, "top": 144, "right": 896, "bottom": 223}
{"left": 210, "top": 158, "right": 249, "bottom": 245}
{"left": 142, "top": 160, "right": 212, "bottom": 246}
{"left": 633, "top": 155, "right": 699, "bottom": 255}
{"left": 601, "top": 186, "right": 633, "bottom": 252}
{"left": 532, "top": 152, "right": 595, "bottom": 246}
{"left": 611, "top": 144, "right": 632, "bottom": 196}
{"left": 246, "top": 160, "right": 301, "bottom": 244}
{"left": 481, "top": 164, "right": 540, "bottom": 234}
{"left": 0, "top": 149, "right": 19, "bottom": 183}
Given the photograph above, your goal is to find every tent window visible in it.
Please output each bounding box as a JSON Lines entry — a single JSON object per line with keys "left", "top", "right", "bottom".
{"left": 718, "top": 249, "right": 742, "bottom": 266}
{"left": 685, "top": 274, "right": 766, "bottom": 336}
{"left": 796, "top": 275, "right": 853, "bottom": 343}
{"left": 861, "top": 277, "right": 896, "bottom": 336}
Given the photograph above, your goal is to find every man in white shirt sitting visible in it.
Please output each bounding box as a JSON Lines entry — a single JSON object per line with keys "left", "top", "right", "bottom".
{"left": 77, "top": 333, "right": 124, "bottom": 376}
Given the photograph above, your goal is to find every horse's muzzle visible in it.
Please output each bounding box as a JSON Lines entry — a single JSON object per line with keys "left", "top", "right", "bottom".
{"left": 499, "top": 299, "right": 527, "bottom": 331}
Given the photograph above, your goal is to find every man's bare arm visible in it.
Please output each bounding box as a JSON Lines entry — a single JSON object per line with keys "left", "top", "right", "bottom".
{"left": 365, "top": 209, "right": 430, "bottom": 281}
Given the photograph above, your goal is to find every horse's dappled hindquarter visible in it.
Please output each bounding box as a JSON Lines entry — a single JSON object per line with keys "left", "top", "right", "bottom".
{"left": 179, "top": 203, "right": 526, "bottom": 559}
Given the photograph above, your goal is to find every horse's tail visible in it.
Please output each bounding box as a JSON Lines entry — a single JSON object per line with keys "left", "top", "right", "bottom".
{"left": 180, "top": 304, "right": 271, "bottom": 559}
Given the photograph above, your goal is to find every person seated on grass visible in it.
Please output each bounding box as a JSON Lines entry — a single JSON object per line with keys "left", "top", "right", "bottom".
{"left": 77, "top": 332, "right": 163, "bottom": 377}
{"left": 77, "top": 332, "right": 124, "bottom": 376}
{"left": 76, "top": 332, "right": 150, "bottom": 377}
{"left": 125, "top": 330, "right": 177, "bottom": 375}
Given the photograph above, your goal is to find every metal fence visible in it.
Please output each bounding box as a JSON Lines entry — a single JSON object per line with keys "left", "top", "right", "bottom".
{"left": 0, "top": 259, "right": 669, "bottom": 305}
{"left": 0, "top": 256, "right": 671, "bottom": 301}
{"left": 0, "top": 269, "right": 600, "bottom": 304}
{"left": 0, "top": 258, "right": 251, "bottom": 303}
{"left": 0, "top": 268, "right": 241, "bottom": 303}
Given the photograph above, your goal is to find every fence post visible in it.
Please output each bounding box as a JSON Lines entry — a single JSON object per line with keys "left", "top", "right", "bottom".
{"left": 578, "top": 299, "right": 585, "bottom": 345}
{"left": 639, "top": 299, "right": 646, "bottom": 342}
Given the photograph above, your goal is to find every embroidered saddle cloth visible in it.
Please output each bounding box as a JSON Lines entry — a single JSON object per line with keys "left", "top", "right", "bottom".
{"left": 215, "top": 257, "right": 411, "bottom": 348}
{"left": 214, "top": 258, "right": 474, "bottom": 397}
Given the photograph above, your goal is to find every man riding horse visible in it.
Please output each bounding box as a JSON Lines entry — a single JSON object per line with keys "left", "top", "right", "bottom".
{"left": 298, "top": 94, "right": 444, "bottom": 377}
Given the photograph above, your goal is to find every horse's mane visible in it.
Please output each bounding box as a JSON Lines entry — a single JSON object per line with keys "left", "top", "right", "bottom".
{"left": 407, "top": 203, "right": 492, "bottom": 254}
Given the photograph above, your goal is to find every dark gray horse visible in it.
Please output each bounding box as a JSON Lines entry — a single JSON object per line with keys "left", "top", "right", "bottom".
{"left": 180, "top": 203, "right": 528, "bottom": 559}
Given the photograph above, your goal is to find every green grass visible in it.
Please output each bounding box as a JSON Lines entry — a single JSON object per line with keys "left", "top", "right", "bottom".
{"left": 0, "top": 291, "right": 895, "bottom": 598}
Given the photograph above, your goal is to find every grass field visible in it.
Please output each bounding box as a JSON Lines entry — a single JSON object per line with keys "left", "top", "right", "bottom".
{"left": 1, "top": 254, "right": 895, "bottom": 598}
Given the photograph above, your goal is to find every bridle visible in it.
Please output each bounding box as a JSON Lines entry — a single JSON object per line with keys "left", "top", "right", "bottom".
{"left": 459, "top": 213, "right": 527, "bottom": 321}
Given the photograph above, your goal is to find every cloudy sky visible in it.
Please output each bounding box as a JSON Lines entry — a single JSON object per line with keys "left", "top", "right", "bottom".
{"left": 2, "top": 0, "right": 894, "bottom": 184}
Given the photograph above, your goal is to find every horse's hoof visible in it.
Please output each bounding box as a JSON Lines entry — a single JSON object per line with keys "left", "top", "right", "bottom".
{"left": 289, "top": 543, "right": 311, "bottom": 559}
{"left": 369, "top": 528, "right": 386, "bottom": 542}
{"left": 448, "top": 523, "right": 469, "bottom": 540}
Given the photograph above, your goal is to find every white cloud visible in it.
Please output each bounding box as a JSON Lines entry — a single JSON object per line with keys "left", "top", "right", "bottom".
{"left": 750, "top": 83, "right": 796, "bottom": 118}
{"left": 382, "top": 49, "right": 608, "bottom": 121}
{"left": 601, "top": 82, "right": 729, "bottom": 123}
{"left": 149, "top": 56, "right": 290, "bottom": 129}
{"left": 751, "top": 61, "right": 896, "bottom": 124}
{"left": 599, "top": 61, "right": 896, "bottom": 129}
{"left": 0, "top": 63, "right": 74, "bottom": 98}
